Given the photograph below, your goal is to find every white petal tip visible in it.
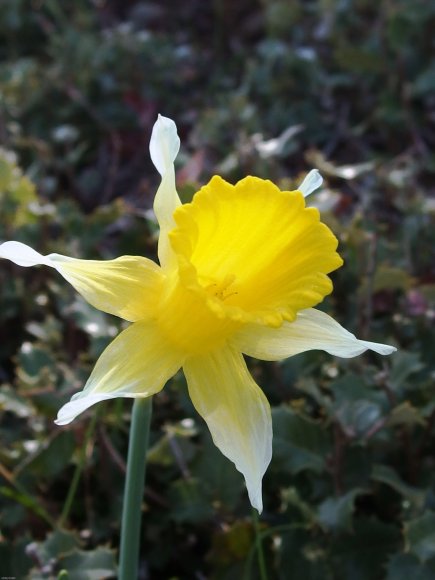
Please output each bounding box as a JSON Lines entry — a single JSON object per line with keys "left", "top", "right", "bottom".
{"left": 55, "top": 393, "right": 106, "bottom": 425}
{"left": 150, "top": 115, "right": 180, "bottom": 176}
{"left": 360, "top": 341, "right": 397, "bottom": 356}
{"left": 0, "top": 241, "right": 52, "bottom": 268}
{"left": 253, "top": 503, "right": 263, "bottom": 514}
{"left": 247, "top": 483, "right": 264, "bottom": 513}
{"left": 298, "top": 169, "right": 323, "bottom": 197}
{"left": 54, "top": 409, "right": 76, "bottom": 426}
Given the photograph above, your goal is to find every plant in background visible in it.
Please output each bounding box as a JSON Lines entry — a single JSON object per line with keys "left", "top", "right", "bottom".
{"left": 0, "top": 115, "right": 396, "bottom": 578}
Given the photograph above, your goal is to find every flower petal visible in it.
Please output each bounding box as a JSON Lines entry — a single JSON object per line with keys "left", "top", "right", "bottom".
{"left": 0, "top": 241, "right": 164, "bottom": 322}
{"left": 233, "top": 307, "right": 397, "bottom": 360}
{"left": 150, "top": 114, "right": 181, "bottom": 270}
{"left": 56, "top": 320, "right": 184, "bottom": 425}
{"left": 150, "top": 114, "right": 180, "bottom": 177}
{"left": 51, "top": 254, "right": 163, "bottom": 322}
{"left": 170, "top": 175, "right": 343, "bottom": 327}
{"left": 298, "top": 169, "right": 323, "bottom": 197}
{"left": 183, "top": 347, "right": 272, "bottom": 512}
{"left": 0, "top": 241, "right": 54, "bottom": 267}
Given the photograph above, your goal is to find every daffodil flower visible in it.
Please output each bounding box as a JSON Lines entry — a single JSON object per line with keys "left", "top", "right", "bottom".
{"left": 0, "top": 116, "right": 396, "bottom": 512}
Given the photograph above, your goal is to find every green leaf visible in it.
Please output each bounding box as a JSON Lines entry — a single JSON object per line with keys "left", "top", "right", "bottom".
{"left": 330, "top": 517, "right": 401, "bottom": 580}
{"left": 147, "top": 429, "right": 196, "bottom": 468}
{"left": 16, "top": 343, "right": 55, "bottom": 380}
{"left": 0, "top": 536, "right": 33, "bottom": 578}
{"left": 0, "top": 150, "right": 38, "bottom": 226}
{"left": 389, "top": 351, "right": 424, "bottom": 392}
{"left": 413, "top": 64, "right": 435, "bottom": 97}
{"left": 0, "top": 486, "right": 53, "bottom": 526}
{"left": 278, "top": 527, "right": 332, "bottom": 580}
{"left": 272, "top": 406, "right": 330, "bottom": 475}
{"left": 330, "top": 374, "right": 382, "bottom": 404}
{"left": 0, "top": 384, "right": 33, "bottom": 418}
{"left": 387, "top": 402, "right": 426, "bottom": 428}
{"left": 405, "top": 513, "right": 435, "bottom": 562}
{"left": 37, "top": 530, "right": 80, "bottom": 562}
{"left": 0, "top": 156, "right": 13, "bottom": 190}
{"left": 281, "top": 487, "right": 317, "bottom": 524}
{"left": 59, "top": 547, "right": 117, "bottom": 580}
{"left": 330, "top": 375, "right": 385, "bottom": 437}
{"left": 24, "top": 431, "right": 76, "bottom": 478}
{"left": 317, "top": 488, "right": 367, "bottom": 532}
{"left": 168, "top": 478, "right": 214, "bottom": 524}
{"left": 372, "top": 266, "right": 413, "bottom": 292}
{"left": 334, "top": 46, "right": 384, "bottom": 74}
{"left": 0, "top": 499, "right": 27, "bottom": 527}
{"left": 386, "top": 553, "right": 435, "bottom": 580}
{"left": 372, "top": 464, "right": 426, "bottom": 507}
{"left": 193, "top": 434, "right": 244, "bottom": 508}
{"left": 336, "top": 399, "right": 383, "bottom": 438}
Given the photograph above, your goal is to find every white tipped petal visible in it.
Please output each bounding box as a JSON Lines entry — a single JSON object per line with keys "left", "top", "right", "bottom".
{"left": 55, "top": 320, "right": 184, "bottom": 425}
{"left": 55, "top": 393, "right": 122, "bottom": 425}
{"left": 233, "top": 308, "right": 397, "bottom": 361}
{"left": 183, "top": 347, "right": 272, "bottom": 512}
{"left": 150, "top": 114, "right": 180, "bottom": 176}
{"left": 298, "top": 169, "right": 323, "bottom": 197}
{"left": 150, "top": 115, "right": 182, "bottom": 270}
{"left": 0, "top": 241, "right": 54, "bottom": 268}
{"left": 1, "top": 243, "right": 163, "bottom": 323}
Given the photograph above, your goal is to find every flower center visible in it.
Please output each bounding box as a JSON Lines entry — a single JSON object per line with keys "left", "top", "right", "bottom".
{"left": 203, "top": 273, "right": 238, "bottom": 302}
{"left": 156, "top": 273, "right": 241, "bottom": 356}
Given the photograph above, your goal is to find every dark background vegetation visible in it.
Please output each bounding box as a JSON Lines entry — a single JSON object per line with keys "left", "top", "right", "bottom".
{"left": 1, "top": 0, "right": 435, "bottom": 578}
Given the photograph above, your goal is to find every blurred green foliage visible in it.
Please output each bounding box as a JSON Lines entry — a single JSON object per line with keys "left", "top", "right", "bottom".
{"left": 1, "top": 0, "right": 435, "bottom": 578}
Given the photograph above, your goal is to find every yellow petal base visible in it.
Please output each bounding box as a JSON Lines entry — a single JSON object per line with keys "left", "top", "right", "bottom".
{"left": 156, "top": 272, "right": 241, "bottom": 355}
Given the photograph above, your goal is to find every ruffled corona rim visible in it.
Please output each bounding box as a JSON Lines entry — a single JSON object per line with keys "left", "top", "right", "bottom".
{"left": 169, "top": 175, "right": 343, "bottom": 328}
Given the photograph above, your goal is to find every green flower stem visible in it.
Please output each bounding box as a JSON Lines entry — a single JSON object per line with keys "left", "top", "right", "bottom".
{"left": 58, "top": 411, "right": 98, "bottom": 528}
{"left": 119, "top": 397, "right": 152, "bottom": 580}
{"left": 253, "top": 508, "right": 268, "bottom": 580}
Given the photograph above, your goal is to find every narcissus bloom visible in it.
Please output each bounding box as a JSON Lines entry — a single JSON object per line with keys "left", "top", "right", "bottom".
{"left": 0, "top": 116, "right": 395, "bottom": 512}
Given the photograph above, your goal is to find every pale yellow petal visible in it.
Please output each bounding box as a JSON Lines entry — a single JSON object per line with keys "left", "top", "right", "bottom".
{"left": 150, "top": 115, "right": 181, "bottom": 271}
{"left": 232, "top": 307, "right": 397, "bottom": 360}
{"left": 56, "top": 320, "right": 184, "bottom": 425}
{"left": 0, "top": 241, "right": 163, "bottom": 322}
{"left": 183, "top": 347, "right": 272, "bottom": 512}
{"left": 51, "top": 254, "right": 164, "bottom": 322}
